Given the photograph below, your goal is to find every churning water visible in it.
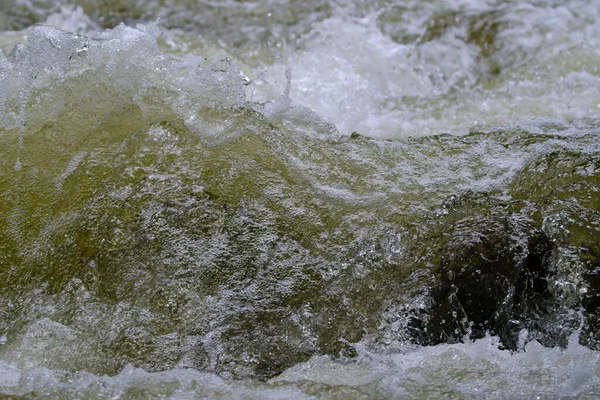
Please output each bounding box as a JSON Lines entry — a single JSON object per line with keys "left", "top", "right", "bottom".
{"left": 0, "top": 0, "right": 599, "bottom": 398}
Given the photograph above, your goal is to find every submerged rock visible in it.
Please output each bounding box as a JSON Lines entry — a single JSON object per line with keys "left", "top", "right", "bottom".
{"left": 423, "top": 194, "right": 558, "bottom": 349}
{"left": 408, "top": 147, "right": 600, "bottom": 351}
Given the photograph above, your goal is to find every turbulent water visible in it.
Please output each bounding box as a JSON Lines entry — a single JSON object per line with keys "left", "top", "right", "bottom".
{"left": 0, "top": 0, "right": 599, "bottom": 398}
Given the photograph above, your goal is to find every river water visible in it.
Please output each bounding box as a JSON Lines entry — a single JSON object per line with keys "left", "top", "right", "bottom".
{"left": 0, "top": 0, "right": 599, "bottom": 398}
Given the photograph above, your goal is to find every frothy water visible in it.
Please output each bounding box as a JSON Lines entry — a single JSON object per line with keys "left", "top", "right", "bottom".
{"left": 1, "top": 333, "right": 599, "bottom": 399}
{"left": 1, "top": 1, "right": 599, "bottom": 399}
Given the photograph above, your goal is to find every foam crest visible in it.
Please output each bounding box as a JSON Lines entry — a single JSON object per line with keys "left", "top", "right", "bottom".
{"left": 272, "top": 332, "right": 600, "bottom": 399}
{"left": 44, "top": 5, "right": 100, "bottom": 35}
{"left": 0, "top": 20, "right": 327, "bottom": 146}
{"left": 276, "top": 0, "right": 600, "bottom": 137}
{"left": 2, "top": 332, "right": 599, "bottom": 399}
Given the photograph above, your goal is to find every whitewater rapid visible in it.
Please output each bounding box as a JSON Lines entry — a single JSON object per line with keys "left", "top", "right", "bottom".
{"left": 1, "top": 1, "right": 600, "bottom": 399}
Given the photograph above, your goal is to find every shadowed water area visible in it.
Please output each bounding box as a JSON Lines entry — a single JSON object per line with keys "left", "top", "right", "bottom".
{"left": 1, "top": 0, "right": 600, "bottom": 398}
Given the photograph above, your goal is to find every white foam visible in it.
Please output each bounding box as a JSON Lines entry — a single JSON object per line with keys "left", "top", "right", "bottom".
{"left": 2, "top": 1, "right": 599, "bottom": 140}
{"left": 264, "top": 0, "right": 600, "bottom": 138}
{"left": 43, "top": 5, "right": 100, "bottom": 36}
{"left": 272, "top": 332, "right": 600, "bottom": 398}
{"left": 1, "top": 332, "right": 599, "bottom": 398}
